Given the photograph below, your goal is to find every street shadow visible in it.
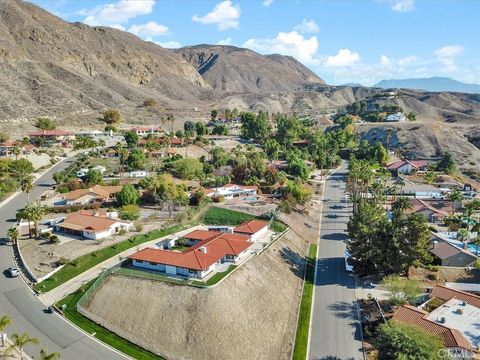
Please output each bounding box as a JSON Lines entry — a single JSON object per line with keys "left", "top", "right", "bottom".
{"left": 328, "top": 301, "right": 356, "bottom": 319}
{"left": 329, "top": 204, "right": 344, "bottom": 210}
{"left": 314, "top": 257, "right": 355, "bottom": 289}
{"left": 321, "top": 232, "right": 348, "bottom": 241}
{"left": 279, "top": 246, "right": 306, "bottom": 279}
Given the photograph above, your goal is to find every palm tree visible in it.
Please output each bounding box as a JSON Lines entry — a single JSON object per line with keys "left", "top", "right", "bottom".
{"left": 20, "top": 175, "right": 34, "bottom": 205}
{"left": 471, "top": 235, "right": 480, "bottom": 256}
{"left": 392, "top": 196, "right": 413, "bottom": 213}
{"left": 5, "top": 332, "right": 39, "bottom": 360}
{"left": 0, "top": 315, "right": 12, "bottom": 347}
{"left": 39, "top": 349, "right": 61, "bottom": 360}
{"left": 7, "top": 227, "right": 19, "bottom": 245}
{"left": 457, "top": 228, "right": 469, "bottom": 244}
{"left": 23, "top": 204, "right": 45, "bottom": 238}
{"left": 12, "top": 146, "right": 21, "bottom": 161}
{"left": 395, "top": 177, "right": 406, "bottom": 195}
{"left": 448, "top": 189, "right": 464, "bottom": 214}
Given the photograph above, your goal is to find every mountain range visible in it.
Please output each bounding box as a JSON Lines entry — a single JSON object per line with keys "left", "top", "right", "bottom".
{"left": 375, "top": 77, "right": 480, "bottom": 94}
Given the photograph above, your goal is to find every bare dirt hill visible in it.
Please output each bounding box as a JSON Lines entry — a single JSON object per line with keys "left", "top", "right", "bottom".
{"left": 175, "top": 44, "right": 324, "bottom": 93}
{"left": 81, "top": 230, "right": 308, "bottom": 360}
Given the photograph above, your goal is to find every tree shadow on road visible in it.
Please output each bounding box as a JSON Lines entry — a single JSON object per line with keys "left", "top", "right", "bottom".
{"left": 279, "top": 246, "right": 306, "bottom": 279}
{"left": 320, "top": 232, "right": 348, "bottom": 241}
{"left": 328, "top": 301, "right": 357, "bottom": 319}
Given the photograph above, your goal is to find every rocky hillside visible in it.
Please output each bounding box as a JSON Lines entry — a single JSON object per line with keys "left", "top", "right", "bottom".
{"left": 175, "top": 45, "right": 324, "bottom": 93}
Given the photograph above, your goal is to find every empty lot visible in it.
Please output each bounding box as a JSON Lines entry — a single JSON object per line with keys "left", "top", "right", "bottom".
{"left": 81, "top": 229, "right": 309, "bottom": 360}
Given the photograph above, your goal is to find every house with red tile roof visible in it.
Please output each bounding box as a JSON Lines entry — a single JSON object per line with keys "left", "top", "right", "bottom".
{"left": 29, "top": 129, "right": 75, "bottom": 146}
{"left": 130, "top": 126, "right": 162, "bottom": 137}
{"left": 408, "top": 199, "right": 451, "bottom": 222}
{"left": 54, "top": 210, "right": 133, "bottom": 240}
{"left": 234, "top": 220, "right": 269, "bottom": 242}
{"left": 128, "top": 230, "right": 253, "bottom": 279}
{"left": 387, "top": 159, "right": 428, "bottom": 174}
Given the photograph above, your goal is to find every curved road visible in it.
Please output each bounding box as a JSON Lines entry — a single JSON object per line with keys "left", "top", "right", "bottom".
{"left": 308, "top": 163, "right": 363, "bottom": 360}
{"left": 0, "top": 159, "right": 127, "bottom": 360}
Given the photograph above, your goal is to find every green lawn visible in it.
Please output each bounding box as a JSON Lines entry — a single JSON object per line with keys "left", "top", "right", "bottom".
{"left": 292, "top": 244, "right": 317, "bottom": 360}
{"left": 56, "top": 279, "right": 163, "bottom": 360}
{"left": 35, "top": 223, "right": 192, "bottom": 293}
{"left": 202, "top": 206, "right": 256, "bottom": 225}
{"left": 191, "top": 265, "right": 237, "bottom": 287}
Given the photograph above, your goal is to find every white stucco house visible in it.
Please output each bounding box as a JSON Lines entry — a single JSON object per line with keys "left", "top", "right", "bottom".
{"left": 233, "top": 220, "right": 269, "bottom": 242}
{"left": 385, "top": 112, "right": 406, "bottom": 122}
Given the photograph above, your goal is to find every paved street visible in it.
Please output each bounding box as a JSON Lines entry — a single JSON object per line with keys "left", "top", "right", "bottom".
{"left": 308, "top": 163, "right": 363, "bottom": 360}
{"left": 0, "top": 158, "right": 128, "bottom": 360}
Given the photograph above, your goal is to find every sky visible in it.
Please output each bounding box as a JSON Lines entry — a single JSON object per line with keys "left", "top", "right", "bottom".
{"left": 30, "top": 0, "right": 480, "bottom": 86}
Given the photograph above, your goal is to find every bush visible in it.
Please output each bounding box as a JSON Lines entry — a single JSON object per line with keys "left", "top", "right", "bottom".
{"left": 118, "top": 228, "right": 127, "bottom": 236}
{"left": 50, "top": 235, "right": 60, "bottom": 244}
{"left": 143, "top": 98, "right": 157, "bottom": 107}
{"left": 271, "top": 220, "right": 287, "bottom": 233}
{"left": 57, "top": 257, "right": 68, "bottom": 265}
{"left": 35, "top": 117, "right": 56, "bottom": 130}
{"left": 134, "top": 222, "right": 143, "bottom": 233}
{"left": 103, "top": 109, "right": 120, "bottom": 124}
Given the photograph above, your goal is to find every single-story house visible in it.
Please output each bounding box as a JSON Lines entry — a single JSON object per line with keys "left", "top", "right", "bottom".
{"left": 129, "top": 231, "right": 252, "bottom": 279}
{"left": 204, "top": 184, "right": 258, "bottom": 200}
{"left": 131, "top": 126, "right": 162, "bottom": 137}
{"left": 29, "top": 130, "right": 75, "bottom": 145}
{"left": 429, "top": 236, "right": 477, "bottom": 267}
{"left": 54, "top": 209, "right": 133, "bottom": 240}
{"left": 387, "top": 159, "right": 428, "bottom": 174}
{"left": 385, "top": 112, "right": 406, "bottom": 122}
{"left": 0, "top": 141, "right": 35, "bottom": 157}
{"left": 408, "top": 199, "right": 450, "bottom": 222}
{"left": 62, "top": 185, "right": 122, "bottom": 205}
{"left": 234, "top": 220, "right": 269, "bottom": 242}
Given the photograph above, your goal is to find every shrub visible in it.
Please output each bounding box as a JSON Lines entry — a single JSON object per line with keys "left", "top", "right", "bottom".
{"left": 134, "top": 222, "right": 143, "bottom": 233}
{"left": 57, "top": 257, "right": 68, "bottom": 265}
{"left": 118, "top": 228, "right": 127, "bottom": 236}
{"left": 103, "top": 109, "right": 121, "bottom": 124}
{"left": 143, "top": 98, "right": 157, "bottom": 107}
{"left": 50, "top": 235, "right": 60, "bottom": 244}
{"left": 35, "top": 117, "right": 56, "bottom": 130}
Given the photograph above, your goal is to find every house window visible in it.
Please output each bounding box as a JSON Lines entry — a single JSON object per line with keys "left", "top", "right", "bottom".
{"left": 189, "top": 269, "right": 196, "bottom": 274}
{"left": 149, "top": 262, "right": 157, "bottom": 266}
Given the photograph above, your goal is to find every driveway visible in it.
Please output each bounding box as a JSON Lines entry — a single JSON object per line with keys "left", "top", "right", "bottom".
{"left": 0, "top": 158, "right": 128, "bottom": 359}
{"left": 308, "top": 162, "right": 363, "bottom": 360}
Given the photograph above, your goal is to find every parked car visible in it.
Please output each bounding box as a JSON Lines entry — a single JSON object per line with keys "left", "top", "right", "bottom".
{"left": 7, "top": 267, "right": 20, "bottom": 277}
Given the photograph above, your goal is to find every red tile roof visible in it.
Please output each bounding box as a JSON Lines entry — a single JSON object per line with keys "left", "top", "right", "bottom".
{"left": 430, "top": 285, "right": 480, "bottom": 308}
{"left": 409, "top": 199, "right": 449, "bottom": 217}
{"left": 392, "top": 305, "right": 472, "bottom": 350}
{"left": 129, "top": 232, "right": 252, "bottom": 271}
{"left": 183, "top": 230, "right": 219, "bottom": 241}
{"left": 64, "top": 185, "right": 122, "bottom": 201}
{"left": 387, "top": 159, "right": 428, "bottom": 171}
{"left": 234, "top": 220, "right": 268, "bottom": 235}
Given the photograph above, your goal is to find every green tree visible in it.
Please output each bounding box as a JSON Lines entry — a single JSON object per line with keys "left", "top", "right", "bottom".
{"left": 382, "top": 275, "right": 422, "bottom": 305}
{"left": 115, "top": 184, "right": 140, "bottom": 206}
{"left": 23, "top": 204, "right": 45, "bottom": 238}
{"left": 241, "top": 112, "right": 272, "bottom": 142}
{"left": 0, "top": 315, "right": 12, "bottom": 347}
{"left": 424, "top": 171, "right": 436, "bottom": 184}
{"left": 283, "top": 180, "right": 312, "bottom": 205}
{"left": 264, "top": 139, "right": 282, "bottom": 160}
{"left": 195, "top": 122, "right": 208, "bottom": 136}
{"left": 85, "top": 169, "right": 103, "bottom": 185}
{"left": 154, "top": 174, "right": 188, "bottom": 217}
{"left": 39, "top": 349, "right": 61, "bottom": 360}
{"left": 103, "top": 109, "right": 120, "bottom": 124}
{"left": 212, "top": 124, "right": 229, "bottom": 135}
{"left": 211, "top": 109, "right": 218, "bottom": 120}
{"left": 437, "top": 152, "right": 456, "bottom": 174}
{"left": 6, "top": 332, "right": 39, "bottom": 360}
{"left": 7, "top": 227, "right": 19, "bottom": 245}
{"left": 119, "top": 204, "right": 141, "bottom": 221}
{"left": 171, "top": 158, "right": 203, "bottom": 180}
{"left": 124, "top": 131, "right": 139, "bottom": 148}
{"left": 406, "top": 112, "right": 416, "bottom": 121}
{"left": 287, "top": 157, "right": 310, "bottom": 181}
{"left": 126, "top": 148, "right": 147, "bottom": 170}
{"left": 35, "top": 117, "right": 55, "bottom": 130}
{"left": 374, "top": 322, "right": 444, "bottom": 360}
{"left": 447, "top": 189, "right": 463, "bottom": 214}
{"left": 183, "top": 120, "right": 195, "bottom": 136}
{"left": 10, "top": 159, "right": 34, "bottom": 179}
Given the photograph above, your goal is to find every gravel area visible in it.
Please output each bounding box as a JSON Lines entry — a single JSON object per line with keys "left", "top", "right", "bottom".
{"left": 81, "top": 228, "right": 308, "bottom": 360}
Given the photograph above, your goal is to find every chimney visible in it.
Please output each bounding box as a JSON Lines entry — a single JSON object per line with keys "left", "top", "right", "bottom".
{"left": 199, "top": 246, "right": 207, "bottom": 254}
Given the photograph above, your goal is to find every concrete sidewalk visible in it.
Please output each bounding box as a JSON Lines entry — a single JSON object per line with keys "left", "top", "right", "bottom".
{"left": 38, "top": 225, "right": 204, "bottom": 305}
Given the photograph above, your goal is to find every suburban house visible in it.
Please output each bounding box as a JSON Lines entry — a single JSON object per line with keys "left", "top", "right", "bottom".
{"left": 392, "top": 285, "right": 480, "bottom": 358}
{"left": 0, "top": 141, "right": 34, "bottom": 157}
{"left": 429, "top": 235, "right": 478, "bottom": 267}
{"left": 387, "top": 159, "right": 429, "bottom": 174}
{"left": 62, "top": 185, "right": 122, "bottom": 205}
{"left": 408, "top": 199, "right": 450, "bottom": 222}
{"left": 129, "top": 230, "right": 253, "bottom": 279}
{"left": 204, "top": 184, "right": 258, "bottom": 200}
{"left": 131, "top": 126, "right": 162, "bottom": 137}
{"left": 385, "top": 112, "right": 406, "bottom": 122}
{"left": 29, "top": 129, "right": 75, "bottom": 146}
{"left": 233, "top": 220, "right": 269, "bottom": 242}
{"left": 76, "top": 130, "right": 105, "bottom": 138}
{"left": 54, "top": 209, "right": 133, "bottom": 240}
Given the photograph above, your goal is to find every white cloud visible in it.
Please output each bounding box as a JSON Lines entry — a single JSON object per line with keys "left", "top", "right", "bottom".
{"left": 128, "top": 21, "right": 168, "bottom": 37}
{"left": 380, "top": 54, "right": 392, "bottom": 67}
{"left": 243, "top": 31, "right": 319, "bottom": 65}
{"left": 324, "top": 49, "right": 360, "bottom": 68}
{"left": 155, "top": 40, "right": 182, "bottom": 49}
{"left": 398, "top": 55, "right": 417, "bottom": 66}
{"left": 263, "top": 0, "right": 273, "bottom": 7}
{"left": 84, "top": 0, "right": 155, "bottom": 27}
{"left": 217, "top": 38, "right": 233, "bottom": 45}
{"left": 192, "top": 1, "right": 240, "bottom": 30}
{"left": 294, "top": 19, "right": 319, "bottom": 34}
{"left": 434, "top": 45, "right": 464, "bottom": 69}
{"left": 391, "top": 0, "right": 415, "bottom": 12}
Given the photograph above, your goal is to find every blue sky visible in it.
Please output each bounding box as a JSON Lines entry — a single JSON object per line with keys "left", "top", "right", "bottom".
{"left": 31, "top": 0, "right": 480, "bottom": 86}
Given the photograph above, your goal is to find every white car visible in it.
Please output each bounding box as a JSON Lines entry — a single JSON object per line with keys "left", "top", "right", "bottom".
{"left": 7, "top": 267, "right": 20, "bottom": 278}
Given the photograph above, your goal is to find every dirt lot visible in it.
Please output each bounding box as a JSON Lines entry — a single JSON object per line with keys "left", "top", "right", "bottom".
{"left": 81, "top": 229, "right": 309, "bottom": 360}
{"left": 19, "top": 221, "right": 163, "bottom": 279}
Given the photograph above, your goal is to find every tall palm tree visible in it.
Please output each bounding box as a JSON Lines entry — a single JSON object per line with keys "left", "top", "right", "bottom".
{"left": 20, "top": 175, "right": 34, "bottom": 205}
{"left": 0, "top": 315, "right": 12, "bottom": 347}
{"left": 457, "top": 228, "right": 469, "bottom": 244}
{"left": 12, "top": 146, "right": 21, "bottom": 161}
{"left": 448, "top": 190, "right": 464, "bottom": 214}
{"left": 39, "top": 349, "right": 61, "bottom": 360}
{"left": 7, "top": 227, "right": 19, "bottom": 245}
{"left": 5, "top": 332, "right": 39, "bottom": 360}
{"left": 23, "top": 204, "right": 45, "bottom": 238}
{"left": 392, "top": 196, "right": 413, "bottom": 214}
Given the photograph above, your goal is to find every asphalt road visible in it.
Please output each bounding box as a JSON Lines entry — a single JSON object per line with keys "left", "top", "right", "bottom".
{"left": 0, "top": 158, "right": 127, "bottom": 360}
{"left": 308, "top": 163, "right": 363, "bottom": 360}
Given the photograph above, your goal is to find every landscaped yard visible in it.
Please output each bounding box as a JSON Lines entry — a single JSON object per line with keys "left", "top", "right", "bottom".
{"left": 34, "top": 223, "right": 192, "bottom": 293}
{"left": 292, "top": 243, "right": 317, "bottom": 360}
{"left": 56, "top": 279, "right": 163, "bottom": 360}
{"left": 202, "top": 206, "right": 256, "bottom": 225}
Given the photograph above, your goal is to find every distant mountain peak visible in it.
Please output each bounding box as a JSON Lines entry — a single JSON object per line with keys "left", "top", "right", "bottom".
{"left": 374, "top": 77, "right": 480, "bottom": 94}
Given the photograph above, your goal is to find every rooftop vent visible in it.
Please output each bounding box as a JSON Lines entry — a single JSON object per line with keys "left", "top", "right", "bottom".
{"left": 439, "top": 317, "right": 446, "bottom": 324}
